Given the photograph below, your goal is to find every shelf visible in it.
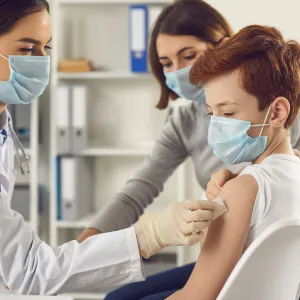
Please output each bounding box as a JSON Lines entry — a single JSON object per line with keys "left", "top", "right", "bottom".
{"left": 56, "top": 206, "right": 165, "bottom": 229}
{"left": 62, "top": 293, "right": 106, "bottom": 300}
{"left": 60, "top": 0, "right": 172, "bottom": 4}
{"left": 77, "top": 147, "right": 152, "bottom": 157}
{"left": 58, "top": 71, "right": 152, "bottom": 80}
{"left": 56, "top": 213, "right": 97, "bottom": 228}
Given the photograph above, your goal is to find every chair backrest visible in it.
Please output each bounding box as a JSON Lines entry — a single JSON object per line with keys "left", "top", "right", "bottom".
{"left": 217, "top": 218, "right": 300, "bottom": 300}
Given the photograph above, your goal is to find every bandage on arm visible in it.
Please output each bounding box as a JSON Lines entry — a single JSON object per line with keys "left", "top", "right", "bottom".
{"left": 211, "top": 197, "right": 228, "bottom": 219}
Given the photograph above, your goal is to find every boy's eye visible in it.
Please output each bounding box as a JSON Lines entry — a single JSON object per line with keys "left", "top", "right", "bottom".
{"left": 223, "top": 113, "right": 235, "bottom": 116}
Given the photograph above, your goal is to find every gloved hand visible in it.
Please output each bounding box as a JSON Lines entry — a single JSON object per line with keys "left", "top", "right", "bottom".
{"left": 134, "top": 200, "right": 225, "bottom": 259}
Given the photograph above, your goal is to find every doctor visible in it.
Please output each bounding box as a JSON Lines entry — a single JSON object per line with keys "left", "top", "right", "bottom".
{"left": 0, "top": 0, "right": 223, "bottom": 295}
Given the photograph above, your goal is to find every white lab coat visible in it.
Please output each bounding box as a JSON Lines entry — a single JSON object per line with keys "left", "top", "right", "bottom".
{"left": 0, "top": 109, "right": 144, "bottom": 295}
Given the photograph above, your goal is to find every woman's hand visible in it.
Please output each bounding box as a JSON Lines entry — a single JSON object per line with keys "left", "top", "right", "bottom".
{"left": 134, "top": 200, "right": 224, "bottom": 259}
{"left": 206, "top": 169, "right": 235, "bottom": 201}
{"left": 76, "top": 228, "right": 101, "bottom": 243}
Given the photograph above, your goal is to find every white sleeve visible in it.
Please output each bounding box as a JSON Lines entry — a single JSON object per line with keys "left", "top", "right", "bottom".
{"left": 240, "top": 167, "right": 272, "bottom": 228}
{"left": 0, "top": 194, "right": 144, "bottom": 295}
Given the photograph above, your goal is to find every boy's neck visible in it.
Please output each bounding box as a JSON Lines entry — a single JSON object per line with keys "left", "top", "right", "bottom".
{"left": 253, "top": 134, "right": 293, "bottom": 165}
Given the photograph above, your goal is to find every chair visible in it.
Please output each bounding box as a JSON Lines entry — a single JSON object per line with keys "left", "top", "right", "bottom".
{"left": 218, "top": 218, "right": 300, "bottom": 300}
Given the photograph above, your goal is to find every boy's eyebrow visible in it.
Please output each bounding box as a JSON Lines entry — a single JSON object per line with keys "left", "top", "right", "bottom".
{"left": 205, "top": 101, "right": 239, "bottom": 108}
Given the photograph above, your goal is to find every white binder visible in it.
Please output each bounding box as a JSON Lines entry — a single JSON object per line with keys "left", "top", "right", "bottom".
{"left": 55, "top": 85, "right": 71, "bottom": 154}
{"left": 148, "top": 6, "right": 163, "bottom": 33}
{"left": 61, "top": 157, "right": 93, "bottom": 221}
{"left": 71, "top": 85, "right": 87, "bottom": 152}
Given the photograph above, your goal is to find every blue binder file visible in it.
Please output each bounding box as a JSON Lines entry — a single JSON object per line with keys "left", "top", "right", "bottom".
{"left": 129, "top": 5, "right": 148, "bottom": 73}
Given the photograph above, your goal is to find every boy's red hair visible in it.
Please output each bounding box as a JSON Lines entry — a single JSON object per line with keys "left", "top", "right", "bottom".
{"left": 190, "top": 25, "right": 300, "bottom": 128}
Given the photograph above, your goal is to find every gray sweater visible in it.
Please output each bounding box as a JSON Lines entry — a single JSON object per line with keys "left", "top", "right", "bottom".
{"left": 89, "top": 102, "right": 300, "bottom": 232}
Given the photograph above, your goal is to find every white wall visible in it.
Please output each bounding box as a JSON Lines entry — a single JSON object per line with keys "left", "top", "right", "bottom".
{"left": 207, "top": 0, "right": 300, "bottom": 41}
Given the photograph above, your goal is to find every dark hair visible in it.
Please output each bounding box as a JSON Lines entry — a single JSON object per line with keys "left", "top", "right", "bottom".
{"left": 149, "top": 0, "right": 234, "bottom": 110}
{"left": 0, "top": 0, "right": 49, "bottom": 37}
{"left": 190, "top": 25, "right": 300, "bottom": 128}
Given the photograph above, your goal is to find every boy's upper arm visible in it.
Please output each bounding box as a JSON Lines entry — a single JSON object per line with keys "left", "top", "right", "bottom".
{"left": 179, "top": 174, "right": 259, "bottom": 300}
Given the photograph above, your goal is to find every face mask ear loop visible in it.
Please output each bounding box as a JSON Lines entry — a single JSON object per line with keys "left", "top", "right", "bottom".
{"left": 259, "top": 105, "right": 272, "bottom": 136}
{"left": 0, "top": 52, "right": 8, "bottom": 61}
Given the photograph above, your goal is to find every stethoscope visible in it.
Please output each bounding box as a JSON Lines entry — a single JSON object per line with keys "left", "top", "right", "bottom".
{"left": 8, "top": 117, "right": 30, "bottom": 175}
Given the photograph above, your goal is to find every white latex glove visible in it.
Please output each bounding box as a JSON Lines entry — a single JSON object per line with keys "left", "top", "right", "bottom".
{"left": 134, "top": 199, "right": 226, "bottom": 258}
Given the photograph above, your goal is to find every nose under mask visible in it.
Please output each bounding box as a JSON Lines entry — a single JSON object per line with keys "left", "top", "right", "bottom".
{"left": 164, "top": 66, "right": 205, "bottom": 103}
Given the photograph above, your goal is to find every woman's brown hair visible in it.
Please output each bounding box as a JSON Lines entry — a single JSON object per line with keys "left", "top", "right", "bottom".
{"left": 149, "top": 0, "right": 234, "bottom": 109}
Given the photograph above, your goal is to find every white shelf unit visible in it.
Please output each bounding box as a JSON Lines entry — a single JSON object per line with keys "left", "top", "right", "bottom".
{"left": 13, "top": 101, "right": 39, "bottom": 233}
{"left": 76, "top": 146, "right": 152, "bottom": 156}
{"left": 58, "top": 71, "right": 151, "bottom": 79}
{"left": 49, "top": 1, "right": 192, "bottom": 299}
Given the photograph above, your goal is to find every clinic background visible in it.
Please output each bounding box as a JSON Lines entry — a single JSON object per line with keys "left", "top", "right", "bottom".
{"left": 10, "top": 0, "right": 300, "bottom": 299}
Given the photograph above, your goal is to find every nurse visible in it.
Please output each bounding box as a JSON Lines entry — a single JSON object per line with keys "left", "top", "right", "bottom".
{"left": 76, "top": 1, "right": 300, "bottom": 299}
{"left": 0, "top": 0, "right": 222, "bottom": 295}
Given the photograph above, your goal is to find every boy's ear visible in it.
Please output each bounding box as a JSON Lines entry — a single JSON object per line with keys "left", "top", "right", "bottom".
{"left": 269, "top": 97, "right": 290, "bottom": 127}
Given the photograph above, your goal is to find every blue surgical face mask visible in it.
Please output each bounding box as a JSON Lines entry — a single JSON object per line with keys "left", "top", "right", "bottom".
{"left": 0, "top": 52, "right": 50, "bottom": 105}
{"left": 164, "top": 66, "right": 205, "bottom": 102}
{"left": 208, "top": 106, "right": 271, "bottom": 164}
